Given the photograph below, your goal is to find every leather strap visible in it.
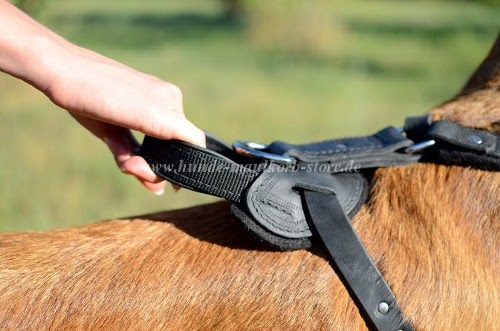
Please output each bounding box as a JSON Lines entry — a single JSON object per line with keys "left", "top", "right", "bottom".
{"left": 264, "top": 126, "right": 420, "bottom": 168}
{"left": 405, "top": 117, "right": 500, "bottom": 171}
{"left": 300, "top": 189, "right": 414, "bottom": 331}
{"left": 231, "top": 166, "right": 368, "bottom": 250}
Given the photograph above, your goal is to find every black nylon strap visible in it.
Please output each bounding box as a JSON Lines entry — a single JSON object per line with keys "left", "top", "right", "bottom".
{"left": 300, "top": 190, "right": 414, "bottom": 331}
{"left": 140, "top": 136, "right": 259, "bottom": 202}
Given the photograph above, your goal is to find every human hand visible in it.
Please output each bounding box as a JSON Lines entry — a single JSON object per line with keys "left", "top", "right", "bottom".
{"left": 48, "top": 46, "right": 206, "bottom": 195}
{"left": 0, "top": 1, "right": 206, "bottom": 195}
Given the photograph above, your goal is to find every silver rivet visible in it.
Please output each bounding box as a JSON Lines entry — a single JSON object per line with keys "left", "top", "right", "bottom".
{"left": 471, "top": 135, "right": 482, "bottom": 144}
{"left": 377, "top": 302, "right": 389, "bottom": 314}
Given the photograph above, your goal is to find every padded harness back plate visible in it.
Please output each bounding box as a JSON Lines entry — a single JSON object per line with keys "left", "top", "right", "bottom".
{"left": 245, "top": 164, "right": 367, "bottom": 239}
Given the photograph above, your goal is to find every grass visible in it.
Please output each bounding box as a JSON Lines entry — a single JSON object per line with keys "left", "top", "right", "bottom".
{"left": 1, "top": 0, "right": 499, "bottom": 231}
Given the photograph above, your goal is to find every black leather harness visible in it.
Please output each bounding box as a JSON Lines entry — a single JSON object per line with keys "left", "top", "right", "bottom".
{"left": 139, "top": 115, "right": 500, "bottom": 331}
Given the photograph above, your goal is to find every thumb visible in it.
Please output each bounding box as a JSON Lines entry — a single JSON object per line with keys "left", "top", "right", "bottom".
{"left": 143, "top": 111, "right": 206, "bottom": 148}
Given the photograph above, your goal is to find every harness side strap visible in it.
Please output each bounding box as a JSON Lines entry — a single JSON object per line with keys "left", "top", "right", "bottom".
{"left": 300, "top": 189, "right": 414, "bottom": 331}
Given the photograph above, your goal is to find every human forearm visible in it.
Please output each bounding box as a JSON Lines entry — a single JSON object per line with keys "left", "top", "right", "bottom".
{"left": 0, "top": 1, "right": 129, "bottom": 95}
{"left": 0, "top": 1, "right": 64, "bottom": 93}
{"left": 0, "top": 1, "right": 205, "bottom": 194}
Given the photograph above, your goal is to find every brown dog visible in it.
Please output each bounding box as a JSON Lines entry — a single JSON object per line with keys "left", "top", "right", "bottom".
{"left": 1, "top": 36, "right": 499, "bottom": 331}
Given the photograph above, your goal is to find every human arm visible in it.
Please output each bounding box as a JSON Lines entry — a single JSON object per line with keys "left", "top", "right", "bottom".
{"left": 0, "top": 0, "right": 205, "bottom": 194}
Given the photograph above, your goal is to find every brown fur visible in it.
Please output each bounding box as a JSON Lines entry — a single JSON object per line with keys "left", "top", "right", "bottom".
{"left": 1, "top": 35, "right": 499, "bottom": 330}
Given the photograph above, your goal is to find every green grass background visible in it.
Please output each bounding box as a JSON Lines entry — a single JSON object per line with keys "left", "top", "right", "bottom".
{"left": 1, "top": 0, "right": 499, "bottom": 231}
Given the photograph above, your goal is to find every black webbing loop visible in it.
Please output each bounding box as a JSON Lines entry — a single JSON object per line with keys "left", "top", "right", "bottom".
{"left": 300, "top": 189, "right": 414, "bottom": 331}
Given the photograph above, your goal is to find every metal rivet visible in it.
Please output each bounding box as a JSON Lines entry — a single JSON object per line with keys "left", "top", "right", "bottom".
{"left": 471, "top": 135, "right": 482, "bottom": 144}
{"left": 377, "top": 302, "right": 389, "bottom": 314}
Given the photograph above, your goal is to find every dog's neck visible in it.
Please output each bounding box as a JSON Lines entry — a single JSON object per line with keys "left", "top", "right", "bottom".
{"left": 431, "top": 35, "right": 500, "bottom": 133}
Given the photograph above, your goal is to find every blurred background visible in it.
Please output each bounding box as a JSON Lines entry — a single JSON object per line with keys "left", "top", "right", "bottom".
{"left": 1, "top": 0, "right": 499, "bottom": 231}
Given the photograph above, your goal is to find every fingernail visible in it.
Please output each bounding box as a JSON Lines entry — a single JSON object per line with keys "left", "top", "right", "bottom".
{"left": 154, "top": 188, "right": 165, "bottom": 196}
{"left": 119, "top": 165, "right": 128, "bottom": 174}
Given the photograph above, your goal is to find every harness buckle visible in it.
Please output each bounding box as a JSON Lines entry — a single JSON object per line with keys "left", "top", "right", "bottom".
{"left": 404, "top": 140, "right": 436, "bottom": 154}
{"left": 233, "top": 141, "right": 295, "bottom": 165}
